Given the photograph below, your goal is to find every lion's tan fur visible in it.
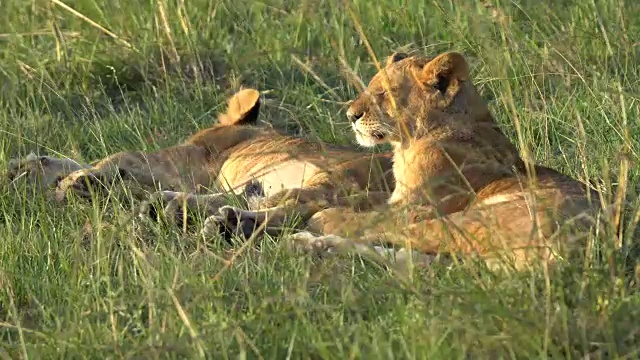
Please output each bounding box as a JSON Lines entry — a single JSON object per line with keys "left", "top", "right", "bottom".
{"left": 13, "top": 89, "right": 394, "bottom": 225}
{"left": 292, "top": 51, "right": 602, "bottom": 270}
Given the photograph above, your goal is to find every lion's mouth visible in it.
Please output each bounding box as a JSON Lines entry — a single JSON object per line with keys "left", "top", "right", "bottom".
{"left": 371, "top": 130, "right": 385, "bottom": 140}
{"left": 352, "top": 124, "right": 387, "bottom": 146}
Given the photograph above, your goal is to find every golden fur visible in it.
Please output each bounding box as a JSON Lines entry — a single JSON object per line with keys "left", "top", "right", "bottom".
{"left": 282, "top": 51, "right": 602, "bottom": 270}
{"left": 8, "top": 89, "right": 394, "bottom": 226}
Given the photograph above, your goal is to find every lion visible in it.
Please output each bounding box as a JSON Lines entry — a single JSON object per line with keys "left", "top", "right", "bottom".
{"left": 216, "top": 52, "right": 602, "bottom": 270}
{"left": 12, "top": 88, "right": 394, "bottom": 229}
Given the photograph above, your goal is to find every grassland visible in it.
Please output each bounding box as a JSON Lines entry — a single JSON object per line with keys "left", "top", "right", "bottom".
{"left": 1, "top": 0, "right": 640, "bottom": 358}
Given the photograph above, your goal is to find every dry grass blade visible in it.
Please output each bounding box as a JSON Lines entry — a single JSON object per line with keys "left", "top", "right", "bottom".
{"left": 167, "top": 288, "right": 206, "bottom": 358}
{"left": 50, "top": 0, "right": 137, "bottom": 51}
{"left": 0, "top": 31, "right": 81, "bottom": 39}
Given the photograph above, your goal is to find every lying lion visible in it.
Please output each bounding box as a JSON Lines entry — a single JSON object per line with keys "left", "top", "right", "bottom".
{"left": 217, "top": 52, "right": 603, "bottom": 270}
{"left": 7, "top": 88, "right": 395, "bottom": 230}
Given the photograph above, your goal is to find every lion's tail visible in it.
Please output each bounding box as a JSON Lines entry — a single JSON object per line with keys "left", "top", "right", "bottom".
{"left": 217, "top": 88, "right": 261, "bottom": 126}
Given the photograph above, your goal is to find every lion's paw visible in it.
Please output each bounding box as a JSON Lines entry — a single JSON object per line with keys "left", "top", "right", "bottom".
{"left": 201, "top": 206, "right": 258, "bottom": 238}
{"left": 287, "top": 231, "right": 353, "bottom": 257}
{"left": 288, "top": 232, "right": 435, "bottom": 269}
{"left": 372, "top": 246, "right": 436, "bottom": 270}
{"left": 55, "top": 169, "right": 116, "bottom": 202}
{"left": 201, "top": 214, "right": 225, "bottom": 238}
{"left": 139, "top": 190, "right": 181, "bottom": 222}
{"left": 201, "top": 209, "right": 257, "bottom": 241}
{"left": 140, "top": 191, "right": 229, "bottom": 227}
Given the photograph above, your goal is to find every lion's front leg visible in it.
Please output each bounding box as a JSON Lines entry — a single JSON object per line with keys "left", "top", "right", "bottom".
{"left": 288, "top": 231, "right": 359, "bottom": 255}
{"left": 288, "top": 207, "right": 392, "bottom": 254}
{"left": 54, "top": 166, "right": 127, "bottom": 202}
{"left": 54, "top": 150, "right": 154, "bottom": 202}
{"left": 287, "top": 231, "right": 435, "bottom": 270}
{"left": 55, "top": 146, "right": 212, "bottom": 202}
{"left": 53, "top": 163, "right": 163, "bottom": 203}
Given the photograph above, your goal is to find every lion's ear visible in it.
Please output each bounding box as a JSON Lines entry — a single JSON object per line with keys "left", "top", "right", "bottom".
{"left": 421, "top": 52, "right": 469, "bottom": 95}
{"left": 218, "top": 88, "right": 261, "bottom": 126}
{"left": 385, "top": 52, "right": 409, "bottom": 67}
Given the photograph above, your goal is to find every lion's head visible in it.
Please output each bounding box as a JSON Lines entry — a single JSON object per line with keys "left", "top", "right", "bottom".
{"left": 346, "top": 51, "right": 493, "bottom": 147}
{"left": 7, "top": 153, "right": 90, "bottom": 191}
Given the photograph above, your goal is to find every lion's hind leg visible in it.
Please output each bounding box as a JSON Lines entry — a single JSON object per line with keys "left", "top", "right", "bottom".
{"left": 140, "top": 190, "right": 233, "bottom": 227}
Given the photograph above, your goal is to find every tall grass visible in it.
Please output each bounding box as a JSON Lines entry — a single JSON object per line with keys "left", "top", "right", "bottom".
{"left": 1, "top": 0, "right": 639, "bottom": 357}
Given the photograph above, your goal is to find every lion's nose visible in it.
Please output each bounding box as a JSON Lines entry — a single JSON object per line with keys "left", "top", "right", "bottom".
{"left": 346, "top": 109, "right": 364, "bottom": 123}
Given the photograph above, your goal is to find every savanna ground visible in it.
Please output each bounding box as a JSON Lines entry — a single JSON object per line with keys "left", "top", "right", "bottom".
{"left": 1, "top": 0, "right": 640, "bottom": 358}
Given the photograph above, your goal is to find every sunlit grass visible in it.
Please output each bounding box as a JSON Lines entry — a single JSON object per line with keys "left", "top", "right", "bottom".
{"left": 1, "top": 0, "right": 639, "bottom": 357}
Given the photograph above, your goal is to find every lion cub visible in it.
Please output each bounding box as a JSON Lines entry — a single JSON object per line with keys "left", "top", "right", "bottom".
{"left": 8, "top": 88, "right": 394, "bottom": 230}
{"left": 283, "top": 51, "right": 603, "bottom": 270}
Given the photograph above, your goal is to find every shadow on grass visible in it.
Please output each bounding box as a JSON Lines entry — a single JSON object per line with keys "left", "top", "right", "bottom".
{"left": 1, "top": 47, "right": 228, "bottom": 120}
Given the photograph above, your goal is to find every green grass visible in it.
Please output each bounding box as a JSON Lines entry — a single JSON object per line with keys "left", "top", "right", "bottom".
{"left": 1, "top": 0, "right": 640, "bottom": 357}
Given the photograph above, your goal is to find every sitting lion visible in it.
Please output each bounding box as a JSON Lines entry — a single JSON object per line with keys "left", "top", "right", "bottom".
{"left": 8, "top": 88, "right": 395, "bottom": 229}
{"left": 220, "top": 52, "right": 603, "bottom": 270}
